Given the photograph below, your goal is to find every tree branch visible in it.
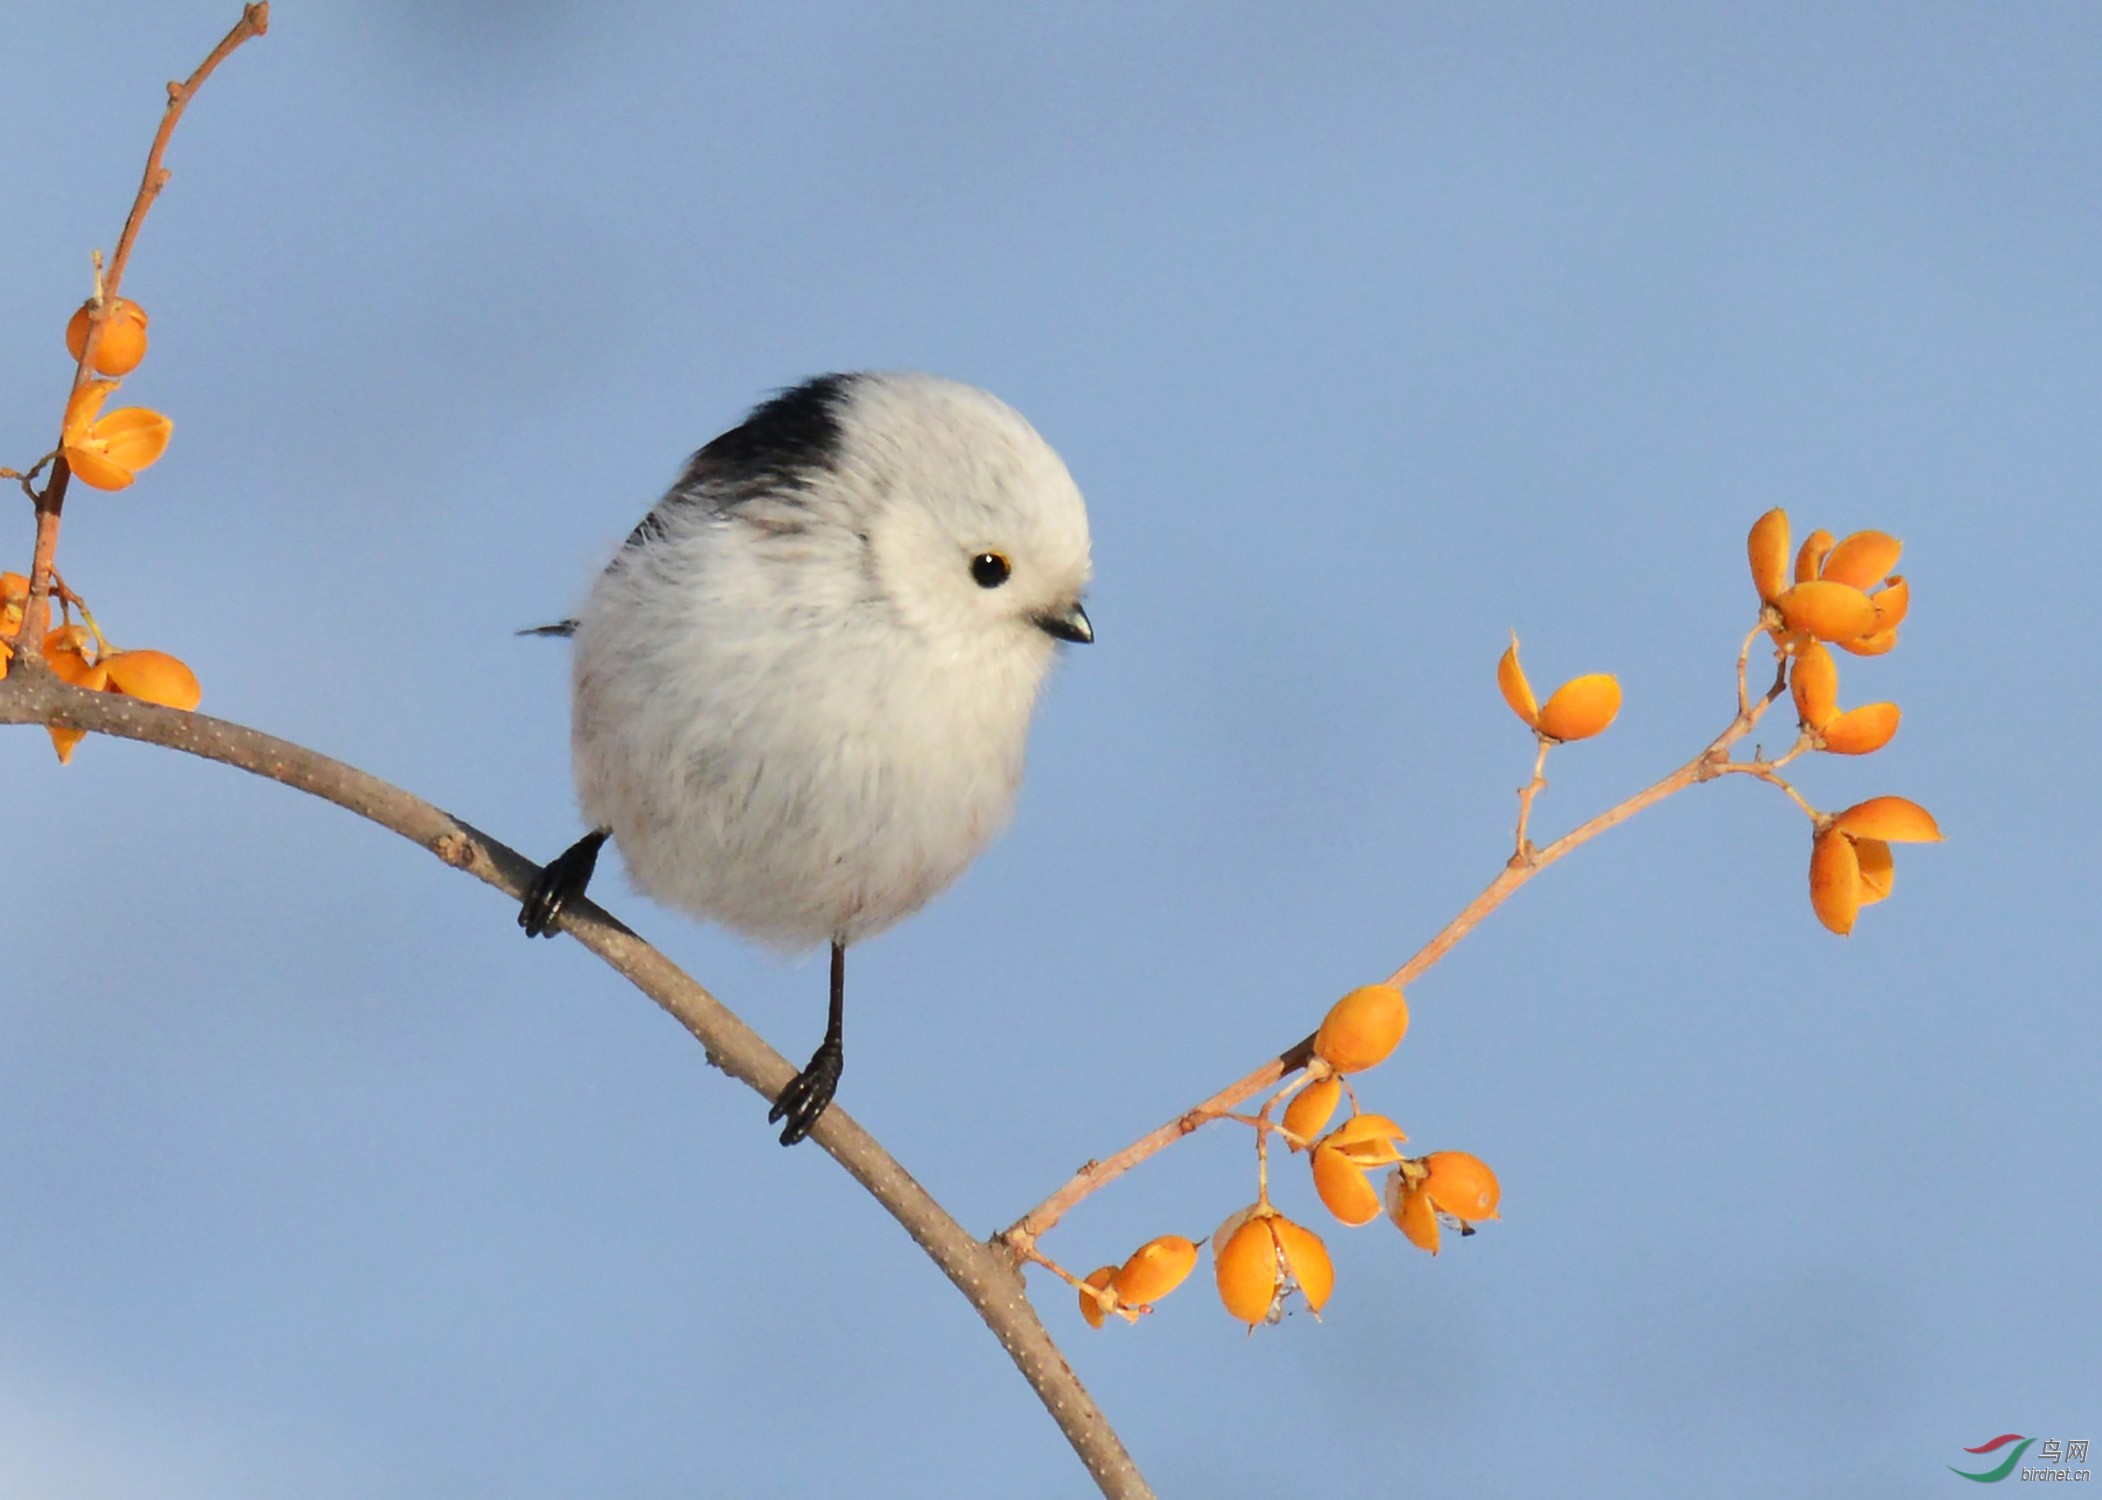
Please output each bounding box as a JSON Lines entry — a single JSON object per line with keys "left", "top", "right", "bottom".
{"left": 15, "top": 3, "right": 269, "bottom": 651}
{"left": 0, "top": 666, "right": 1153, "bottom": 1500}
{"left": 1004, "top": 649, "right": 1794, "bottom": 1246}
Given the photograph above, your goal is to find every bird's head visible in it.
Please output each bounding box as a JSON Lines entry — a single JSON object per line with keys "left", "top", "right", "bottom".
{"left": 844, "top": 373, "right": 1094, "bottom": 660}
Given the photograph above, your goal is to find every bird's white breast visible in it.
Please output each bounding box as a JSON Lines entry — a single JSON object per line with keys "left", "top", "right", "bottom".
{"left": 569, "top": 516, "right": 1054, "bottom": 949}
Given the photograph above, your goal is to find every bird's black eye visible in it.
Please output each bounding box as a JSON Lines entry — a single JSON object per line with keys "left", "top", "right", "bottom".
{"left": 971, "top": 551, "right": 1012, "bottom": 588}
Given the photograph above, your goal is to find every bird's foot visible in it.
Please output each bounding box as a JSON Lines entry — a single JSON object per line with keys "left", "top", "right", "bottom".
{"left": 518, "top": 830, "right": 608, "bottom": 938}
{"left": 768, "top": 1037, "right": 843, "bottom": 1146}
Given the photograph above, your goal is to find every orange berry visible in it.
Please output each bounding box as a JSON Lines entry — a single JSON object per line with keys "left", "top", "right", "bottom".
{"left": 1497, "top": 638, "right": 1538, "bottom": 728}
{"left": 1790, "top": 642, "right": 1839, "bottom": 730}
{"left": 1212, "top": 1210, "right": 1280, "bottom": 1325}
{"left": 1775, "top": 580, "right": 1879, "bottom": 643}
{"left": 1270, "top": 1217, "right": 1333, "bottom": 1314}
{"left": 1111, "top": 1235, "right": 1198, "bottom": 1306}
{"left": 1534, "top": 673, "right": 1621, "bottom": 742}
{"left": 49, "top": 724, "right": 91, "bottom": 764}
{"left": 1832, "top": 796, "right": 1943, "bottom": 843}
{"left": 1310, "top": 1112, "right": 1411, "bottom": 1230}
{"left": 1819, "top": 702, "right": 1900, "bottom": 756}
{"left": 1420, "top": 1151, "right": 1501, "bottom": 1223}
{"left": 1386, "top": 1174, "right": 1442, "bottom": 1254}
{"left": 66, "top": 297, "right": 150, "bottom": 376}
{"left": 1809, "top": 827, "right": 1861, "bottom": 936}
{"left": 1280, "top": 1075, "right": 1341, "bottom": 1149}
{"left": 1211, "top": 1207, "right": 1333, "bottom": 1325}
{"left": 1747, "top": 508, "right": 1790, "bottom": 605}
{"left": 1312, "top": 983, "right": 1409, "bottom": 1074}
{"left": 100, "top": 649, "right": 202, "bottom": 711}
{"left": 1312, "top": 1142, "right": 1384, "bottom": 1226}
{"left": 1818, "top": 530, "right": 1902, "bottom": 591}
{"left": 59, "top": 379, "right": 173, "bottom": 492}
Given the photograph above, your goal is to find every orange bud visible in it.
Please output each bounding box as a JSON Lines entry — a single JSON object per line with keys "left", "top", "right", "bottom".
{"left": 1855, "top": 838, "right": 1895, "bottom": 905}
{"left": 1078, "top": 1265, "right": 1117, "bottom": 1329}
{"left": 66, "top": 297, "right": 150, "bottom": 377}
{"left": 1281, "top": 1075, "right": 1341, "bottom": 1149}
{"left": 1111, "top": 1235, "right": 1198, "bottom": 1306}
{"left": 1809, "top": 828, "right": 1861, "bottom": 936}
{"left": 1497, "top": 638, "right": 1538, "bottom": 728}
{"left": 1833, "top": 796, "right": 1943, "bottom": 843}
{"left": 1420, "top": 1151, "right": 1501, "bottom": 1223}
{"left": 49, "top": 724, "right": 90, "bottom": 764}
{"left": 1312, "top": 983, "right": 1409, "bottom": 1074}
{"left": 1747, "top": 508, "right": 1790, "bottom": 605}
{"left": 1818, "top": 530, "right": 1902, "bottom": 590}
{"left": 100, "top": 649, "right": 202, "bottom": 711}
{"left": 1794, "top": 529, "right": 1835, "bottom": 584}
{"left": 1, "top": 570, "right": 26, "bottom": 608}
{"left": 1790, "top": 643, "right": 1839, "bottom": 729}
{"left": 1819, "top": 702, "right": 1900, "bottom": 756}
{"left": 1534, "top": 673, "right": 1621, "bottom": 742}
{"left": 1774, "top": 581, "right": 1879, "bottom": 643}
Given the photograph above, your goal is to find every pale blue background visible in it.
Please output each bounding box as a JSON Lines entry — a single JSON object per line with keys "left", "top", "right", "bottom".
{"left": 3, "top": 4, "right": 2096, "bottom": 1496}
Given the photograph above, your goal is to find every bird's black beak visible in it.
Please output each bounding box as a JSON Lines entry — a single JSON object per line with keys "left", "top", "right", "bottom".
{"left": 1035, "top": 600, "right": 1093, "bottom": 644}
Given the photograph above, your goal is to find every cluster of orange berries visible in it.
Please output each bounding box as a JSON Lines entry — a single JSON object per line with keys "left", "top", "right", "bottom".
{"left": 1076, "top": 983, "right": 1499, "bottom": 1331}
{"left": 2, "top": 574, "right": 201, "bottom": 761}
{"left": 1746, "top": 509, "right": 1942, "bottom": 934}
{"left": 2, "top": 296, "right": 199, "bottom": 758}
{"left": 61, "top": 295, "right": 172, "bottom": 490}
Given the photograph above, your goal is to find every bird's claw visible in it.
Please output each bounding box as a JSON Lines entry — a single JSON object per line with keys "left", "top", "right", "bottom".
{"left": 769, "top": 1039, "right": 842, "bottom": 1146}
{"left": 518, "top": 830, "right": 607, "bottom": 939}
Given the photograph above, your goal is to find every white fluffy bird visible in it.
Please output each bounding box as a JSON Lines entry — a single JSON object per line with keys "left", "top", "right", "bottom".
{"left": 520, "top": 372, "right": 1093, "bottom": 1143}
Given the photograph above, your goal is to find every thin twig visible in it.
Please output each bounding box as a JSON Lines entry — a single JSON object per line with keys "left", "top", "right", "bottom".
{"left": 1512, "top": 737, "right": 1552, "bottom": 859}
{"left": 0, "top": 668, "right": 1153, "bottom": 1500}
{"left": 13, "top": 4, "right": 268, "bottom": 653}
{"left": 1713, "top": 758, "right": 1822, "bottom": 821}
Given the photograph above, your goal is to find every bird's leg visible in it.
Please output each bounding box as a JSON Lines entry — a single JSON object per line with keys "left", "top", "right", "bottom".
{"left": 517, "top": 829, "right": 610, "bottom": 938}
{"left": 769, "top": 940, "right": 846, "bottom": 1146}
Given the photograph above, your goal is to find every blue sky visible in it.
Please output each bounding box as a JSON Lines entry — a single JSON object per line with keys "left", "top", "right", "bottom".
{"left": 4, "top": 4, "right": 2097, "bottom": 1495}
